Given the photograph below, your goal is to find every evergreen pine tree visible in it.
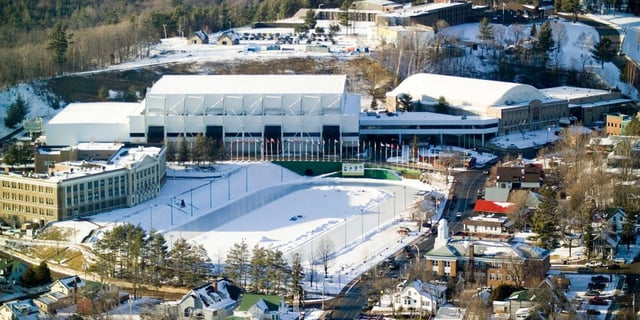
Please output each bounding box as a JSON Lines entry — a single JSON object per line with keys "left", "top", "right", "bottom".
{"left": 34, "top": 261, "right": 51, "bottom": 284}
{"left": 532, "top": 186, "right": 559, "bottom": 249}
{"left": 5, "top": 95, "right": 29, "bottom": 129}
{"left": 624, "top": 116, "right": 640, "bottom": 136}
{"left": 530, "top": 23, "right": 537, "bottom": 37}
{"left": 590, "top": 38, "right": 616, "bottom": 69}
{"left": 224, "top": 239, "right": 250, "bottom": 288}
{"left": 47, "top": 22, "right": 73, "bottom": 75}
{"left": 583, "top": 223, "right": 594, "bottom": 259}
{"left": 250, "top": 245, "right": 268, "bottom": 293}
{"left": 290, "top": 253, "right": 304, "bottom": 307}
{"left": 178, "top": 137, "right": 189, "bottom": 164}
{"left": 621, "top": 213, "right": 636, "bottom": 250}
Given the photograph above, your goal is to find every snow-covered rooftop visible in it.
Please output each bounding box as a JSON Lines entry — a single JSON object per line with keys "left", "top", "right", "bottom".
{"left": 387, "top": 73, "right": 550, "bottom": 111}
{"left": 540, "top": 86, "right": 615, "bottom": 100}
{"left": 382, "top": 2, "right": 466, "bottom": 17}
{"left": 147, "top": 74, "right": 348, "bottom": 95}
{"left": 47, "top": 102, "right": 143, "bottom": 125}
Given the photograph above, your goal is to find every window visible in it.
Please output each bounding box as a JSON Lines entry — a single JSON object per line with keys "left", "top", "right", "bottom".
{"left": 490, "top": 273, "right": 496, "bottom": 280}
{"left": 444, "top": 261, "right": 451, "bottom": 267}
{"left": 432, "top": 261, "right": 439, "bottom": 267}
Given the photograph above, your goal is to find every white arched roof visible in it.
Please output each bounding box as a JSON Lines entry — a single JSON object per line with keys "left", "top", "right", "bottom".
{"left": 388, "top": 73, "right": 549, "bottom": 108}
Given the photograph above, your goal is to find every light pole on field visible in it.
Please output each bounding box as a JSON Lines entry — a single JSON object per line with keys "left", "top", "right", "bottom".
{"left": 360, "top": 209, "right": 364, "bottom": 241}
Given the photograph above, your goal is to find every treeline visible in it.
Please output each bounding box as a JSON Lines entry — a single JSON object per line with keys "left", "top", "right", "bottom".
{"left": 0, "top": 0, "right": 348, "bottom": 88}
{"left": 91, "top": 224, "right": 306, "bottom": 299}
{"left": 92, "top": 223, "right": 211, "bottom": 289}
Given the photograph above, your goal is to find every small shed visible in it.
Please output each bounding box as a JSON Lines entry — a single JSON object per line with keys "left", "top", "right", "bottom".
{"left": 189, "top": 31, "right": 209, "bottom": 45}
{"left": 217, "top": 32, "right": 240, "bottom": 46}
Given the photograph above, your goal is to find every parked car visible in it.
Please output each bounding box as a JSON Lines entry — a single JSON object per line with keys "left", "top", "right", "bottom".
{"left": 585, "top": 260, "right": 603, "bottom": 268}
{"left": 591, "top": 275, "right": 609, "bottom": 283}
{"left": 588, "top": 297, "right": 608, "bottom": 305}
{"left": 584, "top": 290, "right": 600, "bottom": 297}
{"left": 588, "top": 282, "right": 607, "bottom": 291}
{"left": 586, "top": 309, "right": 601, "bottom": 315}
{"left": 607, "top": 263, "right": 621, "bottom": 270}
{"left": 577, "top": 267, "right": 594, "bottom": 274}
{"left": 455, "top": 212, "right": 463, "bottom": 220}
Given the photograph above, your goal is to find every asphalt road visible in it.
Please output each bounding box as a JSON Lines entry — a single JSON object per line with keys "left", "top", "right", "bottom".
{"left": 324, "top": 170, "right": 488, "bottom": 320}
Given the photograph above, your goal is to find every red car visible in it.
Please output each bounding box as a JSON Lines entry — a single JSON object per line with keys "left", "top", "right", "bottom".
{"left": 589, "top": 297, "right": 608, "bottom": 305}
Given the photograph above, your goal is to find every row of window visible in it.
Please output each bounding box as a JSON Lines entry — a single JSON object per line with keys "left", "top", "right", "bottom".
{"left": 2, "top": 203, "right": 54, "bottom": 216}
{"left": 65, "top": 176, "right": 127, "bottom": 194}
{"left": 1, "top": 181, "right": 54, "bottom": 194}
{"left": 489, "top": 273, "right": 514, "bottom": 281}
{"left": 65, "top": 198, "right": 126, "bottom": 216}
{"left": 2, "top": 192, "right": 55, "bottom": 205}
{"left": 66, "top": 188, "right": 127, "bottom": 205}
{"left": 431, "top": 260, "right": 452, "bottom": 267}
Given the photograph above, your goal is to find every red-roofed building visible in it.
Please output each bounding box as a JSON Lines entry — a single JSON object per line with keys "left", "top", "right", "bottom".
{"left": 473, "top": 200, "right": 516, "bottom": 214}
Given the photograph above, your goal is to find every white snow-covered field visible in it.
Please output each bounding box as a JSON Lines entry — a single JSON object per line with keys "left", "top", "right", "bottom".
{"left": 53, "top": 161, "right": 450, "bottom": 295}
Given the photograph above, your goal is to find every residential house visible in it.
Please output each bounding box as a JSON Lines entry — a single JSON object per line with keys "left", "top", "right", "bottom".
{"left": 491, "top": 275, "right": 571, "bottom": 319}
{"left": 0, "top": 259, "right": 27, "bottom": 286}
{"left": 0, "top": 300, "right": 39, "bottom": 320}
{"left": 495, "top": 165, "right": 543, "bottom": 190}
{"left": 76, "top": 283, "right": 125, "bottom": 316}
{"left": 592, "top": 229, "right": 620, "bottom": 260}
{"left": 491, "top": 290, "right": 534, "bottom": 319}
{"left": 425, "top": 220, "right": 550, "bottom": 288}
{"left": 603, "top": 207, "right": 627, "bottom": 233}
{"left": 168, "top": 279, "right": 239, "bottom": 320}
{"left": 472, "top": 200, "right": 516, "bottom": 215}
{"left": 189, "top": 31, "right": 209, "bottom": 44}
{"left": 33, "top": 291, "right": 67, "bottom": 315}
{"left": 217, "top": 32, "right": 240, "bottom": 46}
{"left": 391, "top": 280, "right": 447, "bottom": 316}
{"left": 460, "top": 214, "right": 514, "bottom": 239}
{"left": 50, "top": 275, "right": 84, "bottom": 296}
{"left": 233, "top": 294, "right": 290, "bottom": 320}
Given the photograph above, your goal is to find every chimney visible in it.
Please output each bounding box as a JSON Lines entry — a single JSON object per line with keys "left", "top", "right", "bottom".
{"left": 211, "top": 281, "right": 218, "bottom": 292}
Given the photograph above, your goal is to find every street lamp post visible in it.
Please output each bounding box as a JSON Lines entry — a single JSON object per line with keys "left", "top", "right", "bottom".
{"left": 170, "top": 196, "right": 174, "bottom": 226}
{"left": 360, "top": 209, "right": 364, "bottom": 241}
{"left": 344, "top": 217, "right": 347, "bottom": 249}
{"left": 149, "top": 205, "right": 154, "bottom": 231}
{"left": 393, "top": 192, "right": 396, "bottom": 222}
{"left": 377, "top": 200, "right": 381, "bottom": 231}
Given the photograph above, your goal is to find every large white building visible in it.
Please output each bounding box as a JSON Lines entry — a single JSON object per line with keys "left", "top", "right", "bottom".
{"left": 45, "top": 74, "right": 361, "bottom": 157}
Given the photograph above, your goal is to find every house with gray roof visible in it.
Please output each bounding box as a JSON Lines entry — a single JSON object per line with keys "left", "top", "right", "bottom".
{"left": 166, "top": 279, "right": 239, "bottom": 320}
{"left": 0, "top": 299, "right": 40, "bottom": 319}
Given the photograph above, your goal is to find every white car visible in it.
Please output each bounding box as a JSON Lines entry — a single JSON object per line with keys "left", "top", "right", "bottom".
{"left": 585, "top": 261, "right": 603, "bottom": 268}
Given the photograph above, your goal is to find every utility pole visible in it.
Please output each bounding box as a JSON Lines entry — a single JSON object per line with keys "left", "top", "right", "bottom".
{"left": 162, "top": 24, "right": 167, "bottom": 39}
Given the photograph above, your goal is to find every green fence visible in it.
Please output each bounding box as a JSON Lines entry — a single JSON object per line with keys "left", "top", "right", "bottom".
{"left": 274, "top": 161, "right": 406, "bottom": 180}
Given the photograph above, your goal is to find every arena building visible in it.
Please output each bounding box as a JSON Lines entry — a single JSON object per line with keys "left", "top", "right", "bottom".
{"left": 385, "top": 73, "right": 569, "bottom": 136}
{"left": 44, "top": 73, "right": 632, "bottom": 153}
{"left": 46, "top": 75, "right": 361, "bottom": 158}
